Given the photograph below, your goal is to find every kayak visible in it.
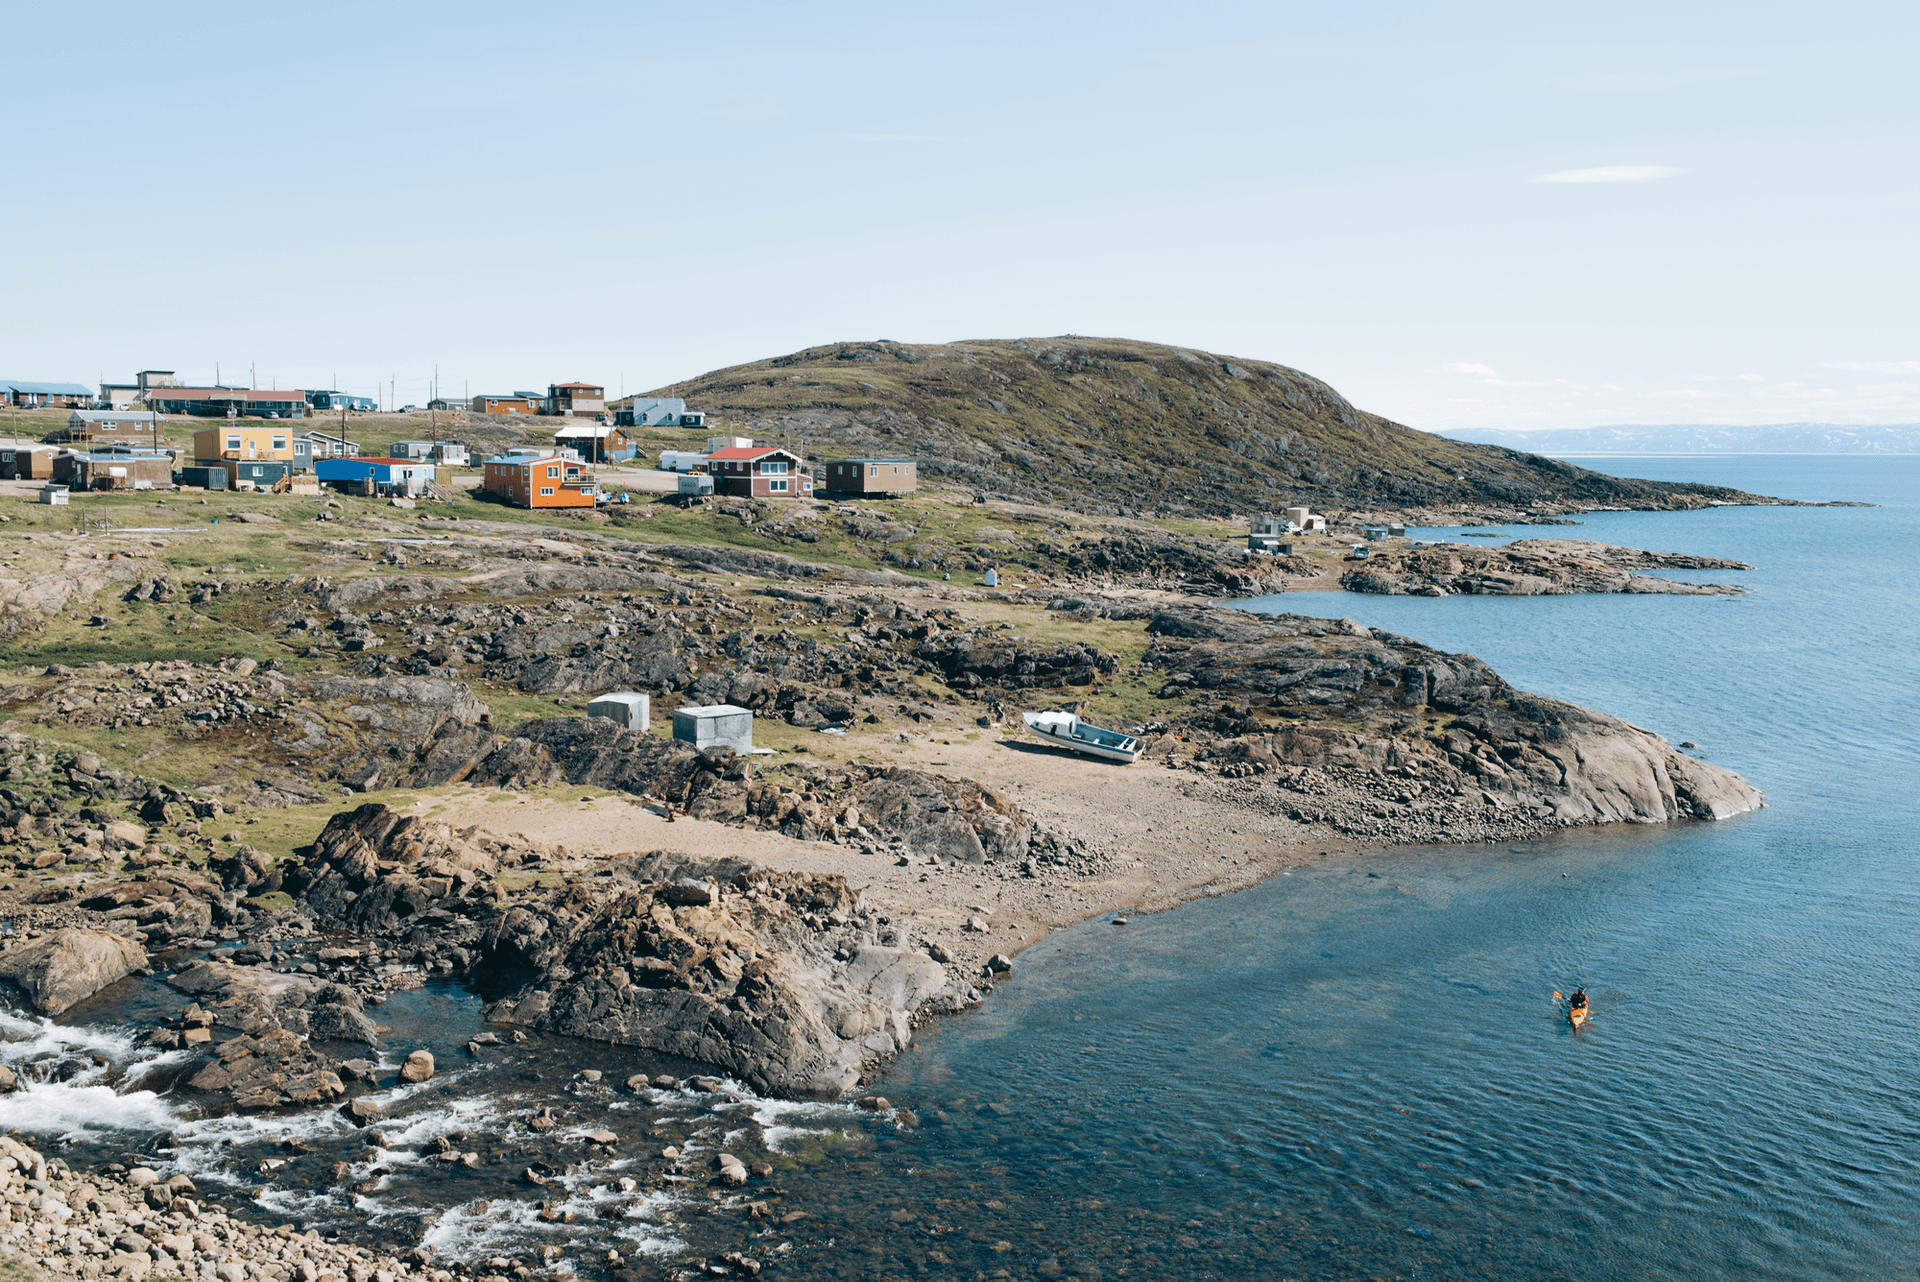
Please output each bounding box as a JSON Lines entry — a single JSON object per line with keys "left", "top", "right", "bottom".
{"left": 1569, "top": 1003, "right": 1590, "bottom": 1029}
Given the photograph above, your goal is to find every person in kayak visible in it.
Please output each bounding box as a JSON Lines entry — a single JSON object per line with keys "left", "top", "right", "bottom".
{"left": 1569, "top": 988, "right": 1588, "bottom": 1012}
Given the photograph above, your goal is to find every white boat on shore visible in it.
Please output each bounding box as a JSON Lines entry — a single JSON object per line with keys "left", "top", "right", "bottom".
{"left": 1020, "top": 709, "right": 1144, "bottom": 763}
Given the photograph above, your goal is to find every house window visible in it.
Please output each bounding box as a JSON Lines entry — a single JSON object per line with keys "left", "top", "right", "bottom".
{"left": 763, "top": 460, "right": 788, "bottom": 475}
{"left": 870, "top": 465, "right": 878, "bottom": 476}
{"left": 769, "top": 479, "right": 788, "bottom": 492}
{"left": 540, "top": 487, "right": 555, "bottom": 496}
{"left": 226, "top": 436, "right": 241, "bottom": 451}
{"left": 273, "top": 436, "right": 287, "bottom": 451}
{"left": 547, "top": 466, "right": 560, "bottom": 478}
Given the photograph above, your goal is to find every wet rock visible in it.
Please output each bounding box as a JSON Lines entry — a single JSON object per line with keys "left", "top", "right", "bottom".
{"left": 343, "top": 1097, "right": 384, "bottom": 1125}
{"left": 0, "top": 928, "right": 148, "bottom": 1014}
{"left": 399, "top": 1050, "right": 435, "bottom": 1083}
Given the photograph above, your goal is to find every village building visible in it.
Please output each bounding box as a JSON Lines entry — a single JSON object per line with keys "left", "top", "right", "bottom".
{"left": 2, "top": 380, "right": 95, "bottom": 409}
{"left": 389, "top": 440, "right": 470, "bottom": 465}
{"left": 0, "top": 448, "right": 56, "bottom": 480}
{"left": 298, "top": 429, "right": 361, "bottom": 463}
{"left": 54, "top": 410, "right": 166, "bottom": 448}
{"left": 472, "top": 393, "right": 541, "bottom": 415}
{"left": 192, "top": 424, "right": 299, "bottom": 467}
{"left": 822, "top": 457, "right": 917, "bottom": 497}
{"left": 705, "top": 446, "right": 813, "bottom": 499}
{"left": 316, "top": 457, "right": 439, "bottom": 497}
{"left": 145, "top": 388, "right": 309, "bottom": 418}
{"left": 541, "top": 382, "right": 605, "bottom": 417}
{"left": 481, "top": 453, "right": 596, "bottom": 508}
{"left": 551, "top": 422, "right": 638, "bottom": 463}
{"left": 99, "top": 383, "right": 141, "bottom": 410}
{"left": 224, "top": 459, "right": 294, "bottom": 490}
{"left": 307, "top": 390, "right": 377, "bottom": 412}
{"left": 610, "top": 395, "right": 706, "bottom": 429}
{"left": 51, "top": 451, "right": 174, "bottom": 492}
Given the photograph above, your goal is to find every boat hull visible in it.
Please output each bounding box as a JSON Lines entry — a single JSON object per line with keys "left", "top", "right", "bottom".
{"left": 1570, "top": 1005, "right": 1589, "bottom": 1028}
{"left": 1021, "top": 713, "right": 1143, "bottom": 763}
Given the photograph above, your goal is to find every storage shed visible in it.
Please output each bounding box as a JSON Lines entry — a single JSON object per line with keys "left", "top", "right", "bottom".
{"left": 672, "top": 704, "right": 753, "bottom": 752}
{"left": 587, "top": 692, "right": 651, "bottom": 731}
{"left": 178, "top": 466, "right": 228, "bottom": 491}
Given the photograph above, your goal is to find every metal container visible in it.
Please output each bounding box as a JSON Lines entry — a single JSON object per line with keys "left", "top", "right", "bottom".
{"left": 672, "top": 704, "right": 754, "bottom": 752}
{"left": 586, "top": 691, "right": 651, "bottom": 731}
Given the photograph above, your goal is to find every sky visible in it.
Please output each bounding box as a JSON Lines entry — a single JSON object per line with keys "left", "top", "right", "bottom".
{"left": 5, "top": 0, "right": 1916, "bottom": 432}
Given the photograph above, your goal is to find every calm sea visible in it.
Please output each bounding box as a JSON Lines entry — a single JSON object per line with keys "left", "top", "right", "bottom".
{"left": 5, "top": 456, "right": 1916, "bottom": 1281}
{"left": 767, "top": 455, "right": 1920, "bottom": 1281}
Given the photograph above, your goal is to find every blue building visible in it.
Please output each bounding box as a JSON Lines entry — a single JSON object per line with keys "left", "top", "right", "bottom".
{"left": 3, "top": 380, "right": 95, "bottom": 408}
{"left": 307, "top": 390, "right": 378, "bottom": 412}
{"left": 315, "top": 456, "right": 438, "bottom": 495}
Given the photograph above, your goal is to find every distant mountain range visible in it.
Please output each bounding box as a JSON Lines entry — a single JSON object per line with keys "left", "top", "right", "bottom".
{"left": 1440, "top": 423, "right": 1920, "bottom": 454}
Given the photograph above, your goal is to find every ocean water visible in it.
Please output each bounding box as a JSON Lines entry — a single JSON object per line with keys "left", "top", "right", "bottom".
{"left": 742, "top": 455, "right": 1920, "bottom": 1280}
{"left": 5, "top": 457, "right": 1917, "bottom": 1280}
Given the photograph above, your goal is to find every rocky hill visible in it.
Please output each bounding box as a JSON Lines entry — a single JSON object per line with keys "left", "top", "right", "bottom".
{"left": 654, "top": 336, "right": 1780, "bottom": 517}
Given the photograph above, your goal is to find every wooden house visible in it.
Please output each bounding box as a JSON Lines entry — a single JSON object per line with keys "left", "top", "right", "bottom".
{"left": 482, "top": 454, "right": 597, "bottom": 508}
{"left": 705, "top": 446, "right": 813, "bottom": 499}
{"left": 823, "top": 457, "right": 916, "bottom": 496}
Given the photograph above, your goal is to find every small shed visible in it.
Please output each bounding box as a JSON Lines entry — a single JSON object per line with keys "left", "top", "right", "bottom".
{"left": 178, "top": 466, "right": 228, "bottom": 491}
{"left": 1360, "top": 525, "right": 1390, "bottom": 540}
{"left": 39, "top": 485, "right": 69, "bottom": 506}
{"left": 587, "top": 691, "right": 651, "bottom": 731}
{"left": 672, "top": 704, "right": 753, "bottom": 753}
{"left": 678, "top": 473, "right": 714, "bottom": 497}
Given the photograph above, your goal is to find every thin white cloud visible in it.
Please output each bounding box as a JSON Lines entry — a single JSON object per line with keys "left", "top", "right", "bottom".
{"left": 1822, "top": 359, "right": 1920, "bottom": 373}
{"left": 1434, "top": 362, "right": 1498, "bottom": 376}
{"left": 1531, "top": 165, "right": 1685, "bottom": 184}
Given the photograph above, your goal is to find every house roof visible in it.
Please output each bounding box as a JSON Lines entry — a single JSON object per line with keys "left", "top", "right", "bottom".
{"left": 833, "top": 458, "right": 916, "bottom": 464}
{"left": 487, "top": 454, "right": 568, "bottom": 466}
{"left": 68, "top": 410, "right": 159, "bottom": 422}
{"left": 3, "top": 381, "right": 94, "bottom": 396}
{"left": 706, "top": 446, "right": 799, "bottom": 461}
{"left": 551, "top": 423, "right": 620, "bottom": 439}
{"left": 550, "top": 382, "right": 603, "bottom": 391}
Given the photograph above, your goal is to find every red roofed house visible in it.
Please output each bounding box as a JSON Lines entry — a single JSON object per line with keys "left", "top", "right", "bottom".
{"left": 705, "top": 446, "right": 813, "bottom": 499}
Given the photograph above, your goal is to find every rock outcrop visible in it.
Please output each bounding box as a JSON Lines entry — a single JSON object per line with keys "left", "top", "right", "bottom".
{"left": 0, "top": 929, "right": 147, "bottom": 1014}
{"left": 1340, "top": 539, "right": 1752, "bottom": 597}
{"left": 477, "top": 855, "right": 950, "bottom": 1098}
{"left": 1152, "top": 607, "right": 1762, "bottom": 824}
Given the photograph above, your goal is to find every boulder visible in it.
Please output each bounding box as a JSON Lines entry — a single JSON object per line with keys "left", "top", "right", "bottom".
{"left": 0, "top": 929, "right": 147, "bottom": 1014}
{"left": 400, "top": 1050, "right": 435, "bottom": 1083}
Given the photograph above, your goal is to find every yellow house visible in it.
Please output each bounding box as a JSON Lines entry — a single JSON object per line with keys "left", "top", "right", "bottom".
{"left": 192, "top": 425, "right": 298, "bottom": 466}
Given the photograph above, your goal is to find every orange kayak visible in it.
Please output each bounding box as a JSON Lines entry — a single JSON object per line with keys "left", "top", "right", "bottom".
{"left": 1569, "top": 1003, "right": 1590, "bottom": 1028}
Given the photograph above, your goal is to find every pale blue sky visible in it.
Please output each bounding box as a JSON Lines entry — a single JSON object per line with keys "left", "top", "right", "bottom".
{"left": 7, "top": 0, "right": 1915, "bottom": 430}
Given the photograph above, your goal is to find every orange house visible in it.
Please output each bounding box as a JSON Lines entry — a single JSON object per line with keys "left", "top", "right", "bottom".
{"left": 482, "top": 454, "right": 597, "bottom": 508}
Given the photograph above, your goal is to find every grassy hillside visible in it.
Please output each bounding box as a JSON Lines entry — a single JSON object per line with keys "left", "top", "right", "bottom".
{"left": 652, "top": 336, "right": 1770, "bottom": 516}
